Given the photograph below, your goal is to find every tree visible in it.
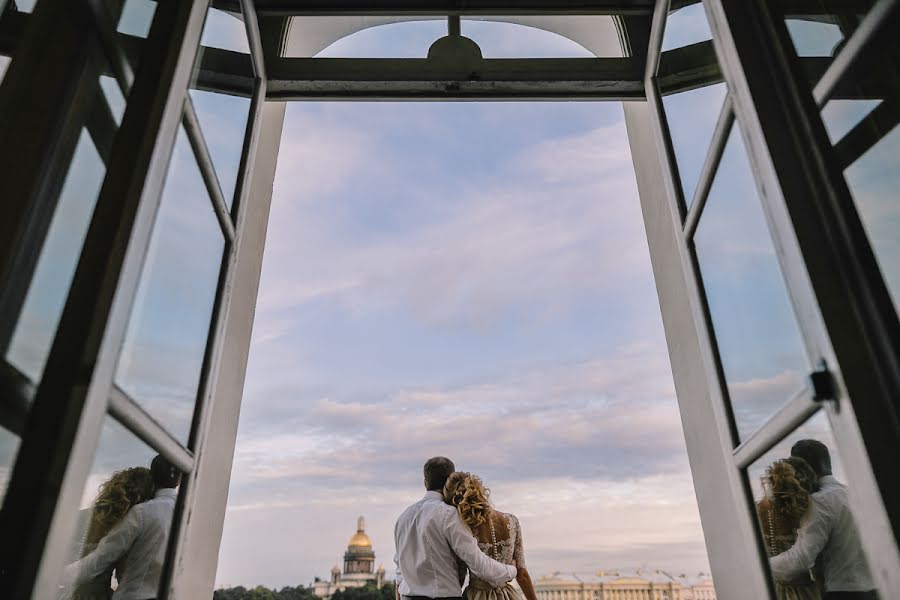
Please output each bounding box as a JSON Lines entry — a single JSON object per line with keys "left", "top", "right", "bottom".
{"left": 277, "top": 585, "right": 319, "bottom": 600}
{"left": 331, "top": 582, "right": 396, "bottom": 600}
{"left": 214, "top": 581, "right": 395, "bottom": 600}
{"left": 214, "top": 586, "right": 248, "bottom": 600}
{"left": 248, "top": 586, "right": 277, "bottom": 600}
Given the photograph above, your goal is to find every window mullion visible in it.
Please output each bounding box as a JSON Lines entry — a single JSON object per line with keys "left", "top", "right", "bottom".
{"left": 732, "top": 389, "right": 819, "bottom": 470}
{"left": 183, "top": 96, "right": 236, "bottom": 243}
{"left": 813, "top": 0, "right": 900, "bottom": 106}
{"left": 240, "top": 0, "right": 267, "bottom": 80}
{"left": 683, "top": 95, "right": 733, "bottom": 239}
{"left": 108, "top": 385, "right": 195, "bottom": 475}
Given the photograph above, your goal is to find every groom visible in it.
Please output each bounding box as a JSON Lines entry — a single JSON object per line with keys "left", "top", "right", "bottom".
{"left": 394, "top": 457, "right": 516, "bottom": 600}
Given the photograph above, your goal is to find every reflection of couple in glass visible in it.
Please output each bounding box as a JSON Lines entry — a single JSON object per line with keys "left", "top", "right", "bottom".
{"left": 758, "top": 440, "right": 877, "bottom": 600}
{"left": 58, "top": 455, "right": 181, "bottom": 600}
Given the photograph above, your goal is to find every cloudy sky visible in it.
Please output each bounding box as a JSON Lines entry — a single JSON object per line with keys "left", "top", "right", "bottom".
{"left": 213, "top": 15, "right": 714, "bottom": 590}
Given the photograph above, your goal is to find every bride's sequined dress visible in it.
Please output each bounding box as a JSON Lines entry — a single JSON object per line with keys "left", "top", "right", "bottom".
{"left": 466, "top": 512, "right": 525, "bottom": 600}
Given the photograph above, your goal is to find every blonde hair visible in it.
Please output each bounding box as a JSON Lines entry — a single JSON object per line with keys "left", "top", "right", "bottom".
{"left": 765, "top": 458, "right": 816, "bottom": 527}
{"left": 84, "top": 467, "right": 155, "bottom": 550}
{"left": 444, "top": 472, "right": 491, "bottom": 528}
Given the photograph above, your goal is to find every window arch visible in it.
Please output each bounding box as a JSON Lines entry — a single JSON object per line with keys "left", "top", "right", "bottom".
{"left": 315, "top": 19, "right": 594, "bottom": 58}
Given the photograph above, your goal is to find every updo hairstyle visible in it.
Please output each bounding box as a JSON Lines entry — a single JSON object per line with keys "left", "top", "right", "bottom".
{"left": 443, "top": 471, "right": 492, "bottom": 528}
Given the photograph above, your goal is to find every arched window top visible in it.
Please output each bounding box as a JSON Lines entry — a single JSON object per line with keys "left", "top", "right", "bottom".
{"left": 316, "top": 19, "right": 446, "bottom": 58}
{"left": 316, "top": 19, "right": 594, "bottom": 58}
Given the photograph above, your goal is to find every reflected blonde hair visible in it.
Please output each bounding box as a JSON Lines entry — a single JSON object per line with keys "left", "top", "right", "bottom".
{"left": 84, "top": 467, "right": 155, "bottom": 550}
{"left": 444, "top": 471, "right": 491, "bottom": 528}
{"left": 765, "top": 457, "right": 816, "bottom": 527}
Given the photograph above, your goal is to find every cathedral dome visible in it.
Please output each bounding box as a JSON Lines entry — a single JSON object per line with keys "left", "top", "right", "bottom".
{"left": 348, "top": 531, "right": 372, "bottom": 548}
{"left": 347, "top": 515, "right": 373, "bottom": 550}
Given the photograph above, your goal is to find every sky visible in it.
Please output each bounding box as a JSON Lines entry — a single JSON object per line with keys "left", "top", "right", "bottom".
{"left": 2, "top": 1, "right": 899, "bottom": 594}
{"left": 215, "top": 13, "right": 713, "bottom": 591}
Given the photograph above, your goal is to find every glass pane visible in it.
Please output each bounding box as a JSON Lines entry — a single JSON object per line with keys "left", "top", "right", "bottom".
{"left": 785, "top": 18, "right": 845, "bottom": 57}
{"left": 6, "top": 129, "right": 106, "bottom": 382}
{"left": 0, "top": 424, "right": 21, "bottom": 505}
{"left": 117, "top": 0, "right": 157, "bottom": 80}
{"left": 663, "top": 82, "right": 728, "bottom": 206}
{"left": 779, "top": 0, "right": 900, "bottom": 320}
{"left": 200, "top": 8, "right": 250, "bottom": 54}
{"left": 693, "top": 127, "right": 809, "bottom": 441}
{"left": 312, "top": 18, "right": 613, "bottom": 59}
{"left": 57, "top": 417, "right": 182, "bottom": 599}
{"left": 117, "top": 0, "right": 156, "bottom": 39}
{"left": 748, "top": 411, "right": 878, "bottom": 597}
{"left": 115, "top": 128, "right": 225, "bottom": 444}
{"left": 840, "top": 108, "right": 900, "bottom": 314}
{"left": 662, "top": 2, "right": 713, "bottom": 52}
{"left": 11, "top": 0, "right": 37, "bottom": 13}
{"left": 188, "top": 89, "right": 250, "bottom": 209}
{"left": 316, "top": 20, "right": 446, "bottom": 58}
{"left": 100, "top": 75, "right": 127, "bottom": 125}
{"left": 777, "top": 5, "right": 868, "bottom": 81}
{"left": 821, "top": 99, "right": 881, "bottom": 144}
{"left": 0, "top": 55, "right": 10, "bottom": 83}
{"left": 462, "top": 19, "right": 597, "bottom": 58}
{"left": 191, "top": 4, "right": 252, "bottom": 208}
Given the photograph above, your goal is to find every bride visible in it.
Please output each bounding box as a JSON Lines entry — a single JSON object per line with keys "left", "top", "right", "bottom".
{"left": 757, "top": 457, "right": 822, "bottom": 600}
{"left": 443, "top": 472, "right": 538, "bottom": 600}
{"left": 60, "top": 467, "right": 155, "bottom": 600}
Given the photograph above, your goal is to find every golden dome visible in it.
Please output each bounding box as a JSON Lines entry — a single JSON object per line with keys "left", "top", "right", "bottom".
{"left": 348, "top": 515, "right": 372, "bottom": 547}
{"left": 348, "top": 531, "right": 373, "bottom": 547}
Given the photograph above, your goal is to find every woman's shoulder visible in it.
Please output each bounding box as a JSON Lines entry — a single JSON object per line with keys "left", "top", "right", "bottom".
{"left": 498, "top": 511, "right": 520, "bottom": 528}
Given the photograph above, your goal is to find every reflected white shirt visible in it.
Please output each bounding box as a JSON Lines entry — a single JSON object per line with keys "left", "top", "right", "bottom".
{"left": 770, "top": 476, "right": 874, "bottom": 592}
{"left": 394, "top": 491, "right": 516, "bottom": 598}
{"left": 63, "top": 488, "right": 177, "bottom": 599}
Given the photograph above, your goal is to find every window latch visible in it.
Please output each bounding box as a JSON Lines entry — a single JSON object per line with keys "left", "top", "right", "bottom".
{"left": 808, "top": 359, "right": 836, "bottom": 403}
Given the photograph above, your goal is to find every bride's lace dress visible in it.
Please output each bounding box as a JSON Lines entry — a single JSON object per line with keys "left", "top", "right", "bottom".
{"left": 757, "top": 498, "right": 821, "bottom": 600}
{"left": 466, "top": 512, "right": 525, "bottom": 600}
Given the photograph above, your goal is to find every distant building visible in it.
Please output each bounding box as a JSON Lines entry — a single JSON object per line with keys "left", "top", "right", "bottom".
{"left": 313, "top": 516, "right": 386, "bottom": 600}
{"left": 534, "top": 569, "right": 716, "bottom": 600}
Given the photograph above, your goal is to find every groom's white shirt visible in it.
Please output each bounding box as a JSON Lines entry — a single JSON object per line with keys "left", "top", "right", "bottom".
{"left": 394, "top": 490, "right": 516, "bottom": 598}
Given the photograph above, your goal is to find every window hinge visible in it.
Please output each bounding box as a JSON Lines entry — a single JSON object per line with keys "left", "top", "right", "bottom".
{"left": 809, "top": 359, "right": 837, "bottom": 404}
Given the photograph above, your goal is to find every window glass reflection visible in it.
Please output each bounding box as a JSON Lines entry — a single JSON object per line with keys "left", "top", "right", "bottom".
{"left": 748, "top": 411, "right": 878, "bottom": 598}
{"left": 100, "top": 75, "right": 127, "bottom": 125}
{"left": 10, "top": 0, "right": 36, "bottom": 13}
{"left": 316, "top": 20, "right": 446, "bottom": 58}
{"left": 200, "top": 8, "right": 250, "bottom": 53}
{"left": 693, "top": 127, "right": 809, "bottom": 441}
{"left": 189, "top": 89, "right": 250, "bottom": 209}
{"left": 662, "top": 2, "right": 713, "bottom": 52}
{"left": 841, "top": 111, "right": 900, "bottom": 314}
{"left": 0, "top": 55, "right": 10, "bottom": 82}
{"left": 118, "top": 0, "right": 156, "bottom": 39}
{"left": 6, "top": 129, "right": 106, "bottom": 382}
{"left": 115, "top": 128, "right": 225, "bottom": 444}
{"left": 462, "top": 20, "right": 597, "bottom": 58}
{"left": 0, "top": 425, "right": 21, "bottom": 505}
{"left": 785, "top": 18, "right": 844, "bottom": 57}
{"left": 821, "top": 99, "right": 881, "bottom": 144}
{"left": 117, "top": 0, "right": 157, "bottom": 81}
{"left": 314, "top": 19, "right": 603, "bottom": 59}
{"left": 663, "top": 82, "right": 727, "bottom": 206}
{"left": 57, "top": 417, "right": 182, "bottom": 600}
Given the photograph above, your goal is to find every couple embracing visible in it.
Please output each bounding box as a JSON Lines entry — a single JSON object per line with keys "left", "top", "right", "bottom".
{"left": 393, "top": 457, "right": 536, "bottom": 600}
